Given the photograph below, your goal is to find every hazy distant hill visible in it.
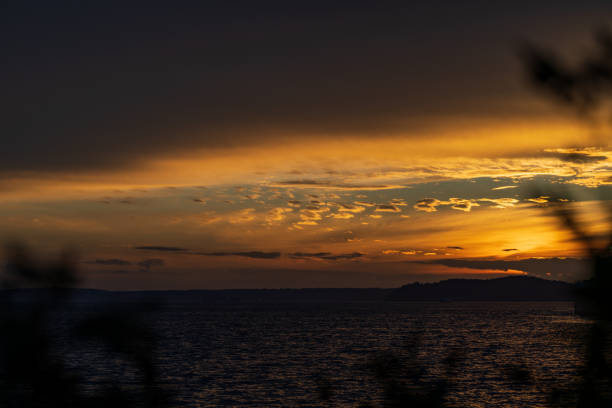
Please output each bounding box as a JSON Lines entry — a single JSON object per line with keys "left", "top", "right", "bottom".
{"left": 0, "top": 287, "right": 392, "bottom": 304}
{"left": 388, "top": 276, "right": 575, "bottom": 301}
{"left": 1, "top": 276, "right": 577, "bottom": 303}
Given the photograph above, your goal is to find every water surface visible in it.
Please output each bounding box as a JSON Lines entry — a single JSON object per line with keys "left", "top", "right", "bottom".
{"left": 57, "top": 301, "right": 586, "bottom": 407}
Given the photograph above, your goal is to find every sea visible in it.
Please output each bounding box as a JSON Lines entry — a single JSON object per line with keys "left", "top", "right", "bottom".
{"left": 42, "top": 300, "right": 590, "bottom": 407}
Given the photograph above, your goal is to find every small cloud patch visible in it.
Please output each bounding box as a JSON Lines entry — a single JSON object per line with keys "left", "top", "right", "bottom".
{"left": 85, "top": 259, "right": 131, "bottom": 266}
{"left": 137, "top": 258, "right": 165, "bottom": 272}
{"left": 266, "top": 207, "right": 292, "bottom": 224}
{"left": 336, "top": 203, "right": 366, "bottom": 213}
{"left": 477, "top": 198, "right": 519, "bottom": 209}
{"left": 228, "top": 208, "right": 257, "bottom": 223}
{"left": 528, "top": 196, "right": 549, "bottom": 204}
{"left": 448, "top": 198, "right": 479, "bottom": 212}
{"left": 414, "top": 198, "right": 441, "bottom": 212}
{"left": 290, "top": 252, "right": 363, "bottom": 261}
{"left": 200, "top": 251, "right": 281, "bottom": 259}
{"left": 354, "top": 201, "right": 376, "bottom": 207}
{"left": 135, "top": 246, "right": 187, "bottom": 252}
{"left": 414, "top": 198, "right": 479, "bottom": 212}
{"left": 329, "top": 212, "right": 355, "bottom": 219}
{"left": 376, "top": 204, "right": 401, "bottom": 212}
{"left": 553, "top": 152, "right": 607, "bottom": 164}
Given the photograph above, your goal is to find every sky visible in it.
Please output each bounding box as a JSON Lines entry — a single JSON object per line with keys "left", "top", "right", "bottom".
{"left": 2, "top": 1, "right": 612, "bottom": 289}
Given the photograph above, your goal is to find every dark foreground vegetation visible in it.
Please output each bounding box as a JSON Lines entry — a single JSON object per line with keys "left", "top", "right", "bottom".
{"left": 0, "top": 244, "right": 169, "bottom": 408}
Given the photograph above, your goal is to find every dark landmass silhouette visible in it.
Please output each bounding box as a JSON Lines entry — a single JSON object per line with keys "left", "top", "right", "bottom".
{"left": 1, "top": 276, "right": 577, "bottom": 303}
{"left": 388, "top": 276, "right": 575, "bottom": 301}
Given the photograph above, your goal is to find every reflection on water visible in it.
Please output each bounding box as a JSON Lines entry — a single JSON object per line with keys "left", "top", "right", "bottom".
{"left": 49, "top": 301, "right": 584, "bottom": 407}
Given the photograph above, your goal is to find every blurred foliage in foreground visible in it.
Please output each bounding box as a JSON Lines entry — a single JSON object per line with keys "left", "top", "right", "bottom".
{"left": 519, "top": 27, "right": 612, "bottom": 408}
{"left": 0, "top": 243, "right": 169, "bottom": 408}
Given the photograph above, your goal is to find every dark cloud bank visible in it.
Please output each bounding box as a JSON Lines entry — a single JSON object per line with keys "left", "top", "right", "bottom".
{"left": 2, "top": 1, "right": 609, "bottom": 175}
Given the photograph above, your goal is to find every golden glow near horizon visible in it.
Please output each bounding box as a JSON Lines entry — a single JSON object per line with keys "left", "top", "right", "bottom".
{"left": 0, "top": 118, "right": 601, "bottom": 198}
{"left": 0, "top": 116, "right": 607, "bottom": 289}
{"left": 4, "top": 1, "right": 612, "bottom": 289}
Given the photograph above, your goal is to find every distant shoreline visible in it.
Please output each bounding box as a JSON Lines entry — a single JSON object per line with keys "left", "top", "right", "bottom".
{"left": 1, "top": 276, "right": 577, "bottom": 303}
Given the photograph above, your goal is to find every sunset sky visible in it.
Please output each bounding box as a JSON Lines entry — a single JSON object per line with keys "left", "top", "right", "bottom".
{"left": 3, "top": 1, "right": 612, "bottom": 289}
